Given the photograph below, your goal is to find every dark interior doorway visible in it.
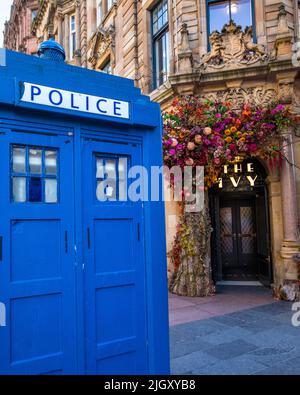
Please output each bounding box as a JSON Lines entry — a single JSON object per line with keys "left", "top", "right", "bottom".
{"left": 220, "top": 196, "right": 257, "bottom": 280}
{"left": 210, "top": 159, "right": 273, "bottom": 286}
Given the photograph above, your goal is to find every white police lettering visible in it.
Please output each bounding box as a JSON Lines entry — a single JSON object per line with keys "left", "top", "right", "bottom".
{"left": 20, "top": 82, "right": 129, "bottom": 119}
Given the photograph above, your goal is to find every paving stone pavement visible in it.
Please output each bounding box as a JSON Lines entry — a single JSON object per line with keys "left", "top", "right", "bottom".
{"left": 170, "top": 286, "right": 300, "bottom": 375}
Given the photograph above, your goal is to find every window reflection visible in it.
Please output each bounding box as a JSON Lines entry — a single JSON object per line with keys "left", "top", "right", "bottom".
{"left": 29, "top": 149, "right": 42, "bottom": 174}
{"left": 208, "top": 0, "right": 252, "bottom": 36}
{"left": 95, "top": 156, "right": 128, "bottom": 202}
{"left": 11, "top": 145, "right": 59, "bottom": 204}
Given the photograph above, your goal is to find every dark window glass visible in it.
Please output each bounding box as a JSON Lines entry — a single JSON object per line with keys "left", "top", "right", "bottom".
{"left": 11, "top": 145, "right": 59, "bottom": 204}
{"left": 100, "top": 59, "right": 112, "bottom": 74}
{"left": 29, "top": 178, "right": 42, "bottom": 202}
{"left": 152, "top": 0, "right": 169, "bottom": 89}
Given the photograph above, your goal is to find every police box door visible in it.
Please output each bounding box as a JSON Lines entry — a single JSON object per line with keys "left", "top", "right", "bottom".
{"left": 82, "top": 137, "right": 148, "bottom": 374}
{"left": 0, "top": 129, "right": 77, "bottom": 374}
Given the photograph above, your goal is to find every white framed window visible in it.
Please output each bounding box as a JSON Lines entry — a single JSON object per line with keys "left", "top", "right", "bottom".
{"left": 152, "top": 0, "right": 170, "bottom": 89}
{"left": 107, "top": 0, "right": 113, "bottom": 10}
{"left": 97, "top": 0, "right": 103, "bottom": 26}
{"left": 69, "top": 14, "right": 76, "bottom": 60}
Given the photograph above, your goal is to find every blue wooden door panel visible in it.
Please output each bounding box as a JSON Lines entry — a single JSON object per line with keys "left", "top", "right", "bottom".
{"left": 82, "top": 137, "right": 148, "bottom": 375}
{"left": 0, "top": 129, "right": 77, "bottom": 375}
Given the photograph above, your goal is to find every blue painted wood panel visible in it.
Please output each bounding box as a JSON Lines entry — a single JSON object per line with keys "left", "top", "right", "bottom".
{"left": 0, "top": 130, "right": 77, "bottom": 375}
{"left": 82, "top": 138, "right": 148, "bottom": 374}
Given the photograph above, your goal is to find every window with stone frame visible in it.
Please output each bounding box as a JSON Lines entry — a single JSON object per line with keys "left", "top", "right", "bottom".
{"left": 107, "top": 0, "right": 113, "bottom": 11}
{"left": 97, "top": 0, "right": 114, "bottom": 26}
{"left": 151, "top": 0, "right": 170, "bottom": 90}
{"left": 69, "top": 13, "right": 76, "bottom": 60}
{"left": 97, "top": 0, "right": 103, "bottom": 26}
{"left": 31, "top": 9, "right": 38, "bottom": 22}
{"left": 207, "top": 0, "right": 254, "bottom": 37}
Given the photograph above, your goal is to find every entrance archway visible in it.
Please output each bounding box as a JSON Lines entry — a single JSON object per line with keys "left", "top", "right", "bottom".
{"left": 210, "top": 159, "right": 273, "bottom": 286}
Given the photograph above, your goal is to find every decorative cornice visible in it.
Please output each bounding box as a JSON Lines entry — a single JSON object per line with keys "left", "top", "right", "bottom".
{"left": 87, "top": 25, "right": 115, "bottom": 68}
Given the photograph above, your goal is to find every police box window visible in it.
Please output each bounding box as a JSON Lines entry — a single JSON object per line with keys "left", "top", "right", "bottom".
{"left": 207, "top": 0, "right": 253, "bottom": 37}
{"left": 152, "top": 0, "right": 170, "bottom": 90}
{"left": 11, "top": 145, "right": 59, "bottom": 203}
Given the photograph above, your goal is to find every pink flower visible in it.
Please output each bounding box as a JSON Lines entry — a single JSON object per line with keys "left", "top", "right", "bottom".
{"left": 194, "top": 135, "right": 202, "bottom": 144}
{"left": 214, "top": 158, "right": 221, "bottom": 165}
{"left": 203, "top": 127, "right": 212, "bottom": 136}
{"left": 215, "top": 113, "right": 222, "bottom": 119}
{"left": 185, "top": 158, "right": 194, "bottom": 166}
{"left": 169, "top": 149, "right": 176, "bottom": 155}
{"left": 187, "top": 142, "right": 196, "bottom": 151}
{"left": 249, "top": 143, "right": 258, "bottom": 152}
{"left": 171, "top": 138, "right": 178, "bottom": 147}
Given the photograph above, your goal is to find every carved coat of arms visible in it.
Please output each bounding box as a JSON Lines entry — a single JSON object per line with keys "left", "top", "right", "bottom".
{"left": 200, "top": 21, "right": 270, "bottom": 71}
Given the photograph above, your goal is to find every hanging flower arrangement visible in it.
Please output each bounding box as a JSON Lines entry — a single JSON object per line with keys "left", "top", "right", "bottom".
{"left": 163, "top": 97, "right": 292, "bottom": 188}
{"left": 163, "top": 96, "right": 294, "bottom": 297}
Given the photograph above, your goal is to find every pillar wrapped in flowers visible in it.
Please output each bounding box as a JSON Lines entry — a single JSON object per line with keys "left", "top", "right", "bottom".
{"left": 163, "top": 96, "right": 293, "bottom": 297}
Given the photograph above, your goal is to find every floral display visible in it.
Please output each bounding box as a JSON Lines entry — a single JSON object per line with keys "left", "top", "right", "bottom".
{"left": 163, "top": 97, "right": 292, "bottom": 188}
{"left": 164, "top": 96, "right": 293, "bottom": 297}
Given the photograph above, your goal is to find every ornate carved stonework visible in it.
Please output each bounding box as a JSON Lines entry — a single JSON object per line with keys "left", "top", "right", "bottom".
{"left": 199, "top": 87, "right": 277, "bottom": 110}
{"left": 200, "top": 21, "right": 271, "bottom": 72}
{"left": 87, "top": 26, "right": 115, "bottom": 68}
{"left": 178, "top": 23, "right": 193, "bottom": 74}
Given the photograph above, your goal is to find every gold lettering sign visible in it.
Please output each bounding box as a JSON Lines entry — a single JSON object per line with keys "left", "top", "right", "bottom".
{"left": 218, "top": 163, "right": 258, "bottom": 189}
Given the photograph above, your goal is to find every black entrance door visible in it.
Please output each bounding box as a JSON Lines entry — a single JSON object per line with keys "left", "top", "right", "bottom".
{"left": 220, "top": 197, "right": 258, "bottom": 280}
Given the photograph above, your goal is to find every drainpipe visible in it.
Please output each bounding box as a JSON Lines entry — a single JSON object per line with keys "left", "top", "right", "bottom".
{"left": 294, "top": 0, "right": 300, "bottom": 39}
{"left": 133, "top": 0, "right": 139, "bottom": 84}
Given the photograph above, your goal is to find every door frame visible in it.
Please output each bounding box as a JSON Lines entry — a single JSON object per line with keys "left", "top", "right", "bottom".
{"left": 219, "top": 194, "right": 258, "bottom": 281}
{"left": 0, "top": 125, "right": 78, "bottom": 374}
{"left": 210, "top": 188, "right": 273, "bottom": 285}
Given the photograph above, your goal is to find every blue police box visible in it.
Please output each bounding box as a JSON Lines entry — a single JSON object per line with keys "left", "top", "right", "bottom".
{"left": 0, "top": 42, "right": 170, "bottom": 375}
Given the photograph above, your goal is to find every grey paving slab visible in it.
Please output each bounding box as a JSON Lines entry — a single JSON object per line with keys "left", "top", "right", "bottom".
{"left": 170, "top": 338, "right": 213, "bottom": 359}
{"left": 253, "top": 302, "right": 293, "bottom": 316}
{"left": 170, "top": 319, "right": 228, "bottom": 343}
{"left": 194, "top": 354, "right": 267, "bottom": 376}
{"left": 245, "top": 328, "right": 300, "bottom": 348}
{"left": 201, "top": 326, "right": 253, "bottom": 346}
{"left": 253, "top": 356, "right": 300, "bottom": 375}
{"left": 203, "top": 339, "right": 258, "bottom": 360}
{"left": 170, "top": 287, "right": 300, "bottom": 375}
{"left": 171, "top": 351, "right": 218, "bottom": 375}
{"left": 237, "top": 317, "right": 286, "bottom": 334}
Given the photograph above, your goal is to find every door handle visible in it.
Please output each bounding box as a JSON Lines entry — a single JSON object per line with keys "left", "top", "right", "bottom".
{"left": 64, "top": 231, "right": 68, "bottom": 253}
{"left": 87, "top": 228, "right": 91, "bottom": 249}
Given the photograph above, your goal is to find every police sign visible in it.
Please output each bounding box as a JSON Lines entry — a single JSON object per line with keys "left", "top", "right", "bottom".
{"left": 20, "top": 82, "right": 130, "bottom": 119}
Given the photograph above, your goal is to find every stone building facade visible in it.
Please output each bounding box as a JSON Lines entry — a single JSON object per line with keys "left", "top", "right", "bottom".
{"left": 3, "top": 0, "right": 39, "bottom": 54}
{"left": 4, "top": 0, "right": 300, "bottom": 289}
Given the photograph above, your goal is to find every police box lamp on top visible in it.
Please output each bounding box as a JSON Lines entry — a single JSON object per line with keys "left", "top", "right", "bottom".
{"left": 38, "top": 39, "right": 66, "bottom": 63}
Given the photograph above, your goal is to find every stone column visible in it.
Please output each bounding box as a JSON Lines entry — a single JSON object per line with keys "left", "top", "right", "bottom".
{"left": 64, "top": 15, "right": 69, "bottom": 60}
{"left": 57, "top": 13, "right": 63, "bottom": 46}
{"left": 280, "top": 127, "right": 300, "bottom": 280}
